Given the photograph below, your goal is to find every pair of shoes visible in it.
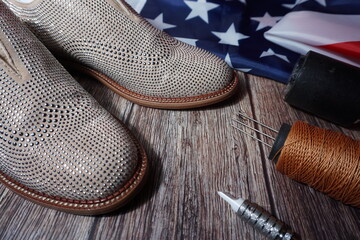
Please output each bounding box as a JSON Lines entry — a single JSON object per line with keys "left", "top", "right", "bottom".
{"left": 0, "top": 0, "right": 238, "bottom": 215}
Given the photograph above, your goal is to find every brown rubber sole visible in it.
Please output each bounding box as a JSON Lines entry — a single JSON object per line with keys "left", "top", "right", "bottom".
{"left": 0, "top": 131, "right": 148, "bottom": 215}
{"left": 68, "top": 62, "right": 239, "bottom": 109}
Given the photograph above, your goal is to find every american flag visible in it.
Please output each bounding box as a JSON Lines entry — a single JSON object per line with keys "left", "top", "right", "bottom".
{"left": 125, "top": 0, "right": 360, "bottom": 84}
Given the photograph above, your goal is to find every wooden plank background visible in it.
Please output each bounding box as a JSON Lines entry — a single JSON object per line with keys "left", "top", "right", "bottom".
{"left": 0, "top": 71, "right": 359, "bottom": 240}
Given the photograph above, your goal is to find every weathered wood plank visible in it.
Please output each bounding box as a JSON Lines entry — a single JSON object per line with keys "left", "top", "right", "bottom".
{"left": 0, "top": 71, "right": 359, "bottom": 240}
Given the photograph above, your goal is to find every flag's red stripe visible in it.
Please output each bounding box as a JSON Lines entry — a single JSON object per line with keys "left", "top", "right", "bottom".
{"left": 319, "top": 41, "right": 360, "bottom": 60}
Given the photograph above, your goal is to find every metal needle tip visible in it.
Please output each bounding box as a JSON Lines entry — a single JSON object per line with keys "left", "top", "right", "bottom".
{"left": 217, "top": 191, "right": 244, "bottom": 212}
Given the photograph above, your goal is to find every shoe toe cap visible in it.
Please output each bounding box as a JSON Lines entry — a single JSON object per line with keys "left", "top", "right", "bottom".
{"left": 166, "top": 43, "right": 234, "bottom": 98}
{"left": 45, "top": 115, "right": 140, "bottom": 201}
{"left": 1, "top": 111, "right": 141, "bottom": 202}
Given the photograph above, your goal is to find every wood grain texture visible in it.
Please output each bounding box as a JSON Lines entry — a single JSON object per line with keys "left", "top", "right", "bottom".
{"left": 0, "top": 71, "right": 359, "bottom": 240}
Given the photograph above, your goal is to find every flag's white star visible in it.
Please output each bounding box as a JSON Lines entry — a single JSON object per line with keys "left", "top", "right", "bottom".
{"left": 175, "top": 37, "right": 199, "bottom": 46}
{"left": 184, "top": 0, "right": 219, "bottom": 23}
{"left": 212, "top": 23, "right": 249, "bottom": 46}
{"left": 146, "top": 14, "right": 176, "bottom": 30}
{"left": 283, "top": 0, "right": 326, "bottom": 8}
{"left": 251, "top": 12, "right": 282, "bottom": 31}
{"left": 125, "top": 0, "right": 147, "bottom": 13}
{"left": 238, "top": 68, "right": 252, "bottom": 72}
{"left": 225, "top": 53, "right": 234, "bottom": 67}
{"left": 225, "top": 54, "right": 252, "bottom": 72}
{"left": 260, "top": 49, "right": 290, "bottom": 63}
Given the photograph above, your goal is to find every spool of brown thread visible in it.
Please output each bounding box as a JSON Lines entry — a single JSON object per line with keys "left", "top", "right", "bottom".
{"left": 275, "top": 121, "right": 360, "bottom": 208}
{"left": 233, "top": 113, "right": 360, "bottom": 208}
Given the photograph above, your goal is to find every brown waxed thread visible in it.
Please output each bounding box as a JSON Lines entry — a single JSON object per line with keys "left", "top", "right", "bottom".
{"left": 275, "top": 121, "right": 360, "bottom": 208}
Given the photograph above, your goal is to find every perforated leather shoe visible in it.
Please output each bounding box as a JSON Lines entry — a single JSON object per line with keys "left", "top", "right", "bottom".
{"left": 2, "top": 0, "right": 238, "bottom": 109}
{"left": 0, "top": 3, "right": 148, "bottom": 215}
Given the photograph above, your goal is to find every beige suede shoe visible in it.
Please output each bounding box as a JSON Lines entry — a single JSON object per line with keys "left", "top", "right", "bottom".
{"left": 2, "top": 0, "right": 239, "bottom": 109}
{"left": 0, "top": 3, "right": 148, "bottom": 215}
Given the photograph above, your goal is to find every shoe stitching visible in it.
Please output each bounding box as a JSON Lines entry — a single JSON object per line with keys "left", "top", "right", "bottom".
{"left": 80, "top": 65, "right": 239, "bottom": 104}
{"left": 0, "top": 140, "right": 148, "bottom": 210}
